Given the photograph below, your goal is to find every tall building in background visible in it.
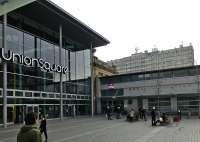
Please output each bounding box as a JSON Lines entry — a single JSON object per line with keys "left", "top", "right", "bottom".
{"left": 107, "top": 45, "right": 194, "bottom": 74}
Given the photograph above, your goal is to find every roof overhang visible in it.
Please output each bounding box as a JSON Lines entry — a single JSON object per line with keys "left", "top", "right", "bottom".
{"left": 5, "top": 0, "right": 110, "bottom": 49}
{"left": 0, "top": 0, "right": 36, "bottom": 16}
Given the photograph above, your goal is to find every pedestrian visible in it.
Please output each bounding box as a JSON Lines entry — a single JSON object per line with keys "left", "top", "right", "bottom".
{"left": 116, "top": 105, "right": 121, "bottom": 119}
{"left": 40, "top": 114, "right": 48, "bottom": 142}
{"left": 106, "top": 105, "right": 112, "bottom": 120}
{"left": 17, "top": 112, "right": 42, "bottom": 142}
{"left": 138, "top": 107, "right": 142, "bottom": 119}
{"left": 151, "top": 107, "right": 156, "bottom": 126}
{"left": 178, "top": 109, "right": 181, "bottom": 120}
{"left": 143, "top": 109, "right": 147, "bottom": 121}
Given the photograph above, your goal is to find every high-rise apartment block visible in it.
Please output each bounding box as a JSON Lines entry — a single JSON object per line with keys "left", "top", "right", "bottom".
{"left": 107, "top": 45, "right": 194, "bottom": 74}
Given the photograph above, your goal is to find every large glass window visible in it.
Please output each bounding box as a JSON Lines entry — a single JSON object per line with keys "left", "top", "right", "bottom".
{"left": 101, "top": 89, "right": 123, "bottom": 97}
{"left": 0, "top": 23, "right": 2, "bottom": 49}
{"left": 84, "top": 49, "right": 91, "bottom": 78}
{"left": 6, "top": 26, "right": 23, "bottom": 54}
{"left": 76, "top": 50, "right": 84, "bottom": 79}
{"left": 55, "top": 45, "right": 59, "bottom": 65}
{"left": 36, "top": 38, "right": 41, "bottom": 58}
{"left": 61, "top": 48, "right": 65, "bottom": 66}
{"left": 1, "top": 23, "right": 92, "bottom": 97}
{"left": 41, "top": 40, "right": 55, "bottom": 64}
{"left": 24, "top": 33, "right": 35, "bottom": 58}
{"left": 70, "top": 51, "right": 76, "bottom": 80}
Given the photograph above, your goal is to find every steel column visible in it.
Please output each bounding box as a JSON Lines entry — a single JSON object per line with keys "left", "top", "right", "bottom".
{"left": 90, "top": 43, "right": 94, "bottom": 117}
{"left": 3, "top": 14, "right": 7, "bottom": 128}
{"left": 59, "top": 25, "right": 63, "bottom": 120}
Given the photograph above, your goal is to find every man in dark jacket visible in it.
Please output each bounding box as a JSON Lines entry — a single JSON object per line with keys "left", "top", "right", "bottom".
{"left": 40, "top": 114, "right": 48, "bottom": 142}
{"left": 106, "top": 105, "right": 112, "bottom": 120}
{"left": 17, "top": 112, "right": 42, "bottom": 142}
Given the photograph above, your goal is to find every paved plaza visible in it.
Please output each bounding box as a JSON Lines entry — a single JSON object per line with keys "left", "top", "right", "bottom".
{"left": 0, "top": 116, "right": 200, "bottom": 142}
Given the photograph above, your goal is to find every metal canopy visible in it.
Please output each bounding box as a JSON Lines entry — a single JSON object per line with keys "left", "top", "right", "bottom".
{"left": 8, "top": 0, "right": 110, "bottom": 49}
{"left": 0, "top": 0, "right": 36, "bottom": 16}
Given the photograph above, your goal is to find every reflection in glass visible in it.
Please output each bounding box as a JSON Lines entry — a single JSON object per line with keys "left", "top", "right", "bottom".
{"left": 70, "top": 51, "right": 76, "bottom": 80}
{"left": 0, "top": 23, "right": 92, "bottom": 119}
{"left": 41, "top": 40, "right": 55, "bottom": 64}
{"left": 0, "top": 23, "right": 2, "bottom": 49}
{"left": 24, "top": 33, "right": 35, "bottom": 58}
{"left": 61, "top": 48, "right": 65, "bottom": 66}
{"left": 55, "top": 45, "right": 59, "bottom": 65}
{"left": 76, "top": 50, "right": 84, "bottom": 79}
{"left": 6, "top": 26, "right": 23, "bottom": 54}
{"left": 84, "top": 49, "right": 91, "bottom": 78}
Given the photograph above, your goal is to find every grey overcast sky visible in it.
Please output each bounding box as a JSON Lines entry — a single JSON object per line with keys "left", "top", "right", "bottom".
{"left": 52, "top": 0, "right": 200, "bottom": 64}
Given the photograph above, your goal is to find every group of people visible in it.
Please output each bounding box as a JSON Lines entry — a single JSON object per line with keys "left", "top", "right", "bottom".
{"left": 105, "top": 104, "right": 148, "bottom": 121}
{"left": 17, "top": 112, "right": 48, "bottom": 142}
{"left": 138, "top": 107, "right": 147, "bottom": 121}
{"left": 105, "top": 105, "right": 122, "bottom": 120}
{"left": 151, "top": 107, "right": 182, "bottom": 126}
{"left": 105, "top": 104, "right": 182, "bottom": 126}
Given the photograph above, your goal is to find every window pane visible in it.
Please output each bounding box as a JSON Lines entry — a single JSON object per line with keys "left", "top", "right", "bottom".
{"left": 70, "top": 51, "right": 76, "bottom": 80}
{"left": 24, "top": 33, "right": 35, "bottom": 58}
{"left": 76, "top": 50, "right": 84, "bottom": 79}
{"left": 6, "top": 26, "right": 23, "bottom": 54}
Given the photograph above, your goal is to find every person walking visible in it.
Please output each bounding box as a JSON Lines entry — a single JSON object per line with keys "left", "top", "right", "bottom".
{"left": 151, "top": 107, "right": 156, "bottom": 126}
{"left": 17, "top": 112, "right": 42, "bottom": 142}
{"left": 142, "top": 108, "right": 147, "bottom": 121}
{"left": 178, "top": 109, "right": 181, "bottom": 120}
{"left": 116, "top": 105, "right": 121, "bottom": 119}
{"left": 106, "top": 105, "right": 112, "bottom": 120}
{"left": 138, "top": 107, "right": 142, "bottom": 119}
{"left": 40, "top": 114, "right": 48, "bottom": 142}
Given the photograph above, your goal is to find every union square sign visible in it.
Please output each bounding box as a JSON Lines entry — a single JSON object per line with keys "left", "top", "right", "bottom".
{"left": 0, "top": 48, "right": 68, "bottom": 74}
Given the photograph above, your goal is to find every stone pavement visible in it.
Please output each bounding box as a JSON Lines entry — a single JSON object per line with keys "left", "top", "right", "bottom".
{"left": 0, "top": 116, "right": 200, "bottom": 142}
{"left": 141, "top": 118, "right": 200, "bottom": 142}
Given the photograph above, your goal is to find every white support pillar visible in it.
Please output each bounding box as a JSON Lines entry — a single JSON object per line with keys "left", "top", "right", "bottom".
{"left": 73, "top": 105, "right": 76, "bottom": 118}
{"left": 59, "top": 25, "right": 63, "bottom": 120}
{"left": 3, "top": 14, "right": 7, "bottom": 128}
{"left": 132, "top": 99, "right": 138, "bottom": 110}
{"left": 142, "top": 99, "right": 148, "bottom": 110}
{"left": 171, "top": 96, "right": 177, "bottom": 112}
{"left": 124, "top": 99, "right": 128, "bottom": 110}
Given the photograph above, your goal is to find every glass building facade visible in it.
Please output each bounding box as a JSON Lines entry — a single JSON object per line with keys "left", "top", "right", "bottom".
{"left": 0, "top": 22, "right": 91, "bottom": 123}
{"left": 99, "top": 65, "right": 200, "bottom": 114}
{"left": 0, "top": 0, "right": 109, "bottom": 126}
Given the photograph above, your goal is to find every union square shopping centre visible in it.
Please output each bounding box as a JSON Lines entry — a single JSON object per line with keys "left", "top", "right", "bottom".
{"left": 0, "top": 0, "right": 109, "bottom": 127}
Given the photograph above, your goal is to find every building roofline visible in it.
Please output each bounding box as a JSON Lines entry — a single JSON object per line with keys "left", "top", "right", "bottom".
{"left": 100, "top": 65, "right": 200, "bottom": 79}
{"left": 7, "top": 0, "right": 109, "bottom": 48}
{"left": 44, "top": 0, "right": 110, "bottom": 45}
